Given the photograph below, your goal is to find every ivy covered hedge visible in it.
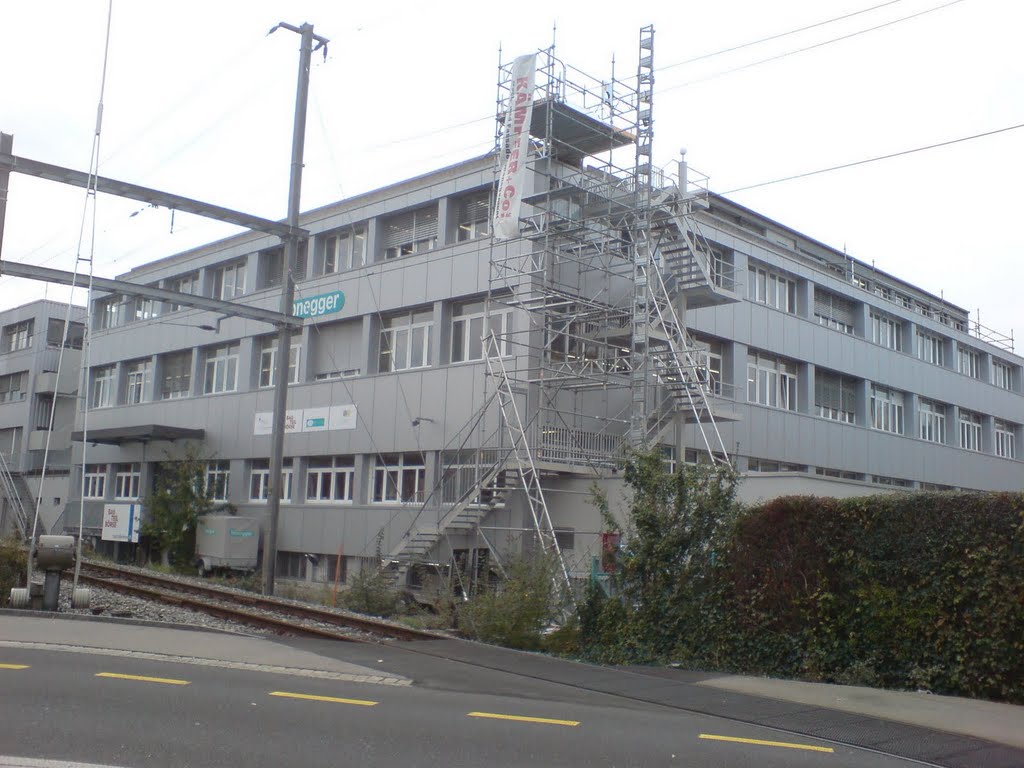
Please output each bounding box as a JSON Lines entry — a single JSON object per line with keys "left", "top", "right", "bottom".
{"left": 581, "top": 452, "right": 1024, "bottom": 703}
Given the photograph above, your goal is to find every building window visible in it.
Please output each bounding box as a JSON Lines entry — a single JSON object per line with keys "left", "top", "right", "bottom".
{"left": 451, "top": 301, "right": 513, "bottom": 362}
{"left": 958, "top": 346, "right": 980, "bottom": 379}
{"left": 815, "top": 370, "right": 856, "bottom": 423}
{"left": 871, "top": 313, "right": 902, "bottom": 351}
{"left": 813, "top": 289, "right": 855, "bottom": 334}
{"left": 916, "top": 331, "right": 945, "bottom": 366}
{"left": 305, "top": 456, "right": 355, "bottom": 502}
{"left": 456, "top": 191, "right": 491, "bottom": 242}
{"left": 257, "top": 337, "right": 301, "bottom": 388}
{"left": 204, "top": 344, "right": 239, "bottom": 394}
{"left": 321, "top": 226, "right": 367, "bottom": 274}
{"left": 871, "top": 475, "right": 914, "bottom": 488}
{"left": 0, "top": 372, "right": 26, "bottom": 403}
{"left": 90, "top": 365, "right": 117, "bottom": 409}
{"left": 125, "top": 360, "right": 151, "bottom": 405}
{"left": 747, "top": 264, "right": 796, "bottom": 313}
{"left": 211, "top": 261, "right": 247, "bottom": 300}
{"left": 959, "top": 410, "right": 982, "bottom": 452}
{"left": 382, "top": 206, "right": 437, "bottom": 260}
{"left": 992, "top": 360, "right": 1013, "bottom": 391}
{"left": 83, "top": 464, "right": 107, "bottom": 499}
{"left": 249, "top": 458, "right": 293, "bottom": 502}
{"left": 746, "top": 352, "right": 797, "bottom": 411}
{"left": 96, "top": 297, "right": 129, "bottom": 330}
{"left": 114, "top": 463, "right": 141, "bottom": 500}
{"left": 379, "top": 310, "right": 432, "bottom": 372}
{"left": 995, "top": 421, "right": 1016, "bottom": 459}
{"left": 134, "top": 296, "right": 158, "bottom": 322}
{"left": 2, "top": 319, "right": 34, "bottom": 352}
{"left": 918, "top": 399, "right": 946, "bottom": 444}
{"left": 206, "top": 461, "right": 230, "bottom": 501}
{"left": 372, "top": 453, "right": 426, "bottom": 504}
{"left": 167, "top": 273, "right": 198, "bottom": 312}
{"left": 695, "top": 340, "right": 724, "bottom": 396}
{"left": 870, "top": 385, "right": 904, "bottom": 434}
{"left": 275, "top": 551, "right": 308, "bottom": 580}
{"left": 46, "top": 319, "right": 84, "bottom": 349}
{"left": 160, "top": 351, "right": 192, "bottom": 399}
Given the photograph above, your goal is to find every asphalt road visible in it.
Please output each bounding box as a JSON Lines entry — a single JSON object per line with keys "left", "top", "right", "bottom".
{"left": 0, "top": 646, "right": 920, "bottom": 768}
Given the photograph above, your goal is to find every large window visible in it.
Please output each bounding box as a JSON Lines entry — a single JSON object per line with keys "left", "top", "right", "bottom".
{"left": 451, "top": 301, "right": 513, "bottom": 362}
{"left": 813, "top": 289, "right": 855, "bottom": 334}
{"left": 747, "top": 264, "right": 796, "bottom": 313}
{"left": 257, "top": 337, "right": 301, "bottom": 388}
{"left": 372, "top": 453, "right": 426, "bottom": 504}
{"left": 992, "top": 359, "right": 1014, "bottom": 391}
{"left": 206, "top": 461, "right": 231, "bottom": 501}
{"left": 815, "top": 370, "right": 856, "bottom": 423}
{"left": 959, "top": 410, "right": 982, "bottom": 452}
{"left": 46, "top": 319, "right": 84, "bottom": 349}
{"left": 382, "top": 207, "right": 437, "bottom": 260}
{"left": 305, "top": 456, "right": 355, "bottom": 503}
{"left": 870, "top": 385, "right": 904, "bottom": 434}
{"left": 916, "top": 331, "right": 945, "bottom": 366}
{"left": 379, "top": 310, "right": 432, "bottom": 372}
{"left": 918, "top": 399, "right": 946, "bottom": 444}
{"left": 2, "top": 319, "right": 34, "bottom": 352}
{"left": 167, "top": 273, "right": 198, "bottom": 312}
{"left": 90, "top": 365, "right": 117, "bottom": 409}
{"left": 456, "top": 191, "right": 491, "bottom": 242}
{"left": 871, "top": 313, "right": 903, "bottom": 351}
{"left": 958, "top": 346, "right": 980, "bottom": 379}
{"left": 125, "top": 360, "right": 151, "bottom": 405}
{"left": 83, "top": 464, "right": 107, "bottom": 499}
{"left": 96, "top": 297, "right": 129, "bottom": 330}
{"left": 134, "top": 296, "right": 158, "bottom": 322}
{"left": 249, "top": 458, "right": 293, "bottom": 502}
{"left": 746, "top": 352, "right": 797, "bottom": 411}
{"left": 160, "top": 351, "right": 192, "bottom": 399}
{"left": 0, "top": 372, "right": 26, "bottom": 403}
{"left": 204, "top": 344, "right": 239, "bottom": 394}
{"left": 995, "top": 421, "right": 1016, "bottom": 459}
{"left": 114, "top": 463, "right": 141, "bottom": 499}
{"left": 211, "top": 261, "right": 247, "bottom": 300}
{"left": 321, "top": 226, "right": 367, "bottom": 274}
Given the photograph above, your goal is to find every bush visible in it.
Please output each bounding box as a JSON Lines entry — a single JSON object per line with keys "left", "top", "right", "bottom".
{"left": 459, "top": 555, "right": 558, "bottom": 650}
{"left": 0, "top": 538, "right": 27, "bottom": 600}
{"left": 341, "top": 565, "right": 400, "bottom": 618}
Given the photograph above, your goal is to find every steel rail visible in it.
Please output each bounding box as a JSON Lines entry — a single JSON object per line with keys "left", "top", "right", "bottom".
{"left": 80, "top": 561, "right": 437, "bottom": 642}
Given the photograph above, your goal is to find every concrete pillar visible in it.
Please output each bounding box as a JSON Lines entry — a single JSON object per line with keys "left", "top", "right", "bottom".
{"left": 904, "top": 392, "right": 919, "bottom": 441}
{"left": 144, "top": 355, "right": 158, "bottom": 402}
{"left": 855, "top": 379, "right": 872, "bottom": 428}
{"left": 982, "top": 414, "right": 996, "bottom": 455}
{"left": 436, "top": 197, "right": 451, "bottom": 246}
{"left": 854, "top": 302, "right": 871, "bottom": 340}
{"left": 726, "top": 341, "right": 748, "bottom": 402}
{"left": 979, "top": 352, "right": 993, "bottom": 385}
{"left": 798, "top": 362, "right": 814, "bottom": 415}
{"left": 300, "top": 324, "right": 315, "bottom": 381}
{"left": 901, "top": 319, "right": 915, "bottom": 356}
{"left": 796, "top": 279, "right": 814, "bottom": 321}
{"left": 363, "top": 315, "right": 379, "bottom": 374}
{"left": 731, "top": 251, "right": 749, "bottom": 298}
{"left": 189, "top": 347, "right": 203, "bottom": 397}
{"left": 432, "top": 300, "right": 445, "bottom": 368}
{"left": 237, "top": 337, "right": 256, "bottom": 391}
{"left": 366, "top": 216, "right": 381, "bottom": 264}
{"left": 950, "top": 405, "right": 962, "bottom": 449}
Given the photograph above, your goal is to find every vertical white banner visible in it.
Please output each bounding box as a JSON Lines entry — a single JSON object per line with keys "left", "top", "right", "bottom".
{"left": 493, "top": 53, "right": 536, "bottom": 241}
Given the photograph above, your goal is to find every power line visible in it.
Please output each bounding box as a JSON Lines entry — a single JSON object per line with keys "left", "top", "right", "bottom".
{"left": 661, "top": 0, "right": 968, "bottom": 93}
{"left": 721, "top": 121, "right": 1024, "bottom": 195}
{"left": 656, "top": 0, "right": 907, "bottom": 72}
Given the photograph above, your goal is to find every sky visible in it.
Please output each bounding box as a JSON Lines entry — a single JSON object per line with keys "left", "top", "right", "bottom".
{"left": 1, "top": 0, "right": 1021, "bottom": 342}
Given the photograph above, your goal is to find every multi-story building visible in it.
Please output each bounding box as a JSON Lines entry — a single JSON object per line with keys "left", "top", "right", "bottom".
{"left": 0, "top": 300, "right": 84, "bottom": 538}
{"left": 56, "top": 43, "right": 1022, "bottom": 592}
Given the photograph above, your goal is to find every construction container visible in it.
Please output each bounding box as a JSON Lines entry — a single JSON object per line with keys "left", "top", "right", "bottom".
{"left": 195, "top": 516, "right": 260, "bottom": 575}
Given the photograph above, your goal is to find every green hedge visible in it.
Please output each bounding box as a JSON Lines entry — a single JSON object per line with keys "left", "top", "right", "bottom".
{"left": 579, "top": 455, "right": 1024, "bottom": 703}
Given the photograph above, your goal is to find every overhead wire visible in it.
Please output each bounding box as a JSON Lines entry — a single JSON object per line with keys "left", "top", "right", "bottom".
{"left": 720, "top": 120, "right": 1024, "bottom": 195}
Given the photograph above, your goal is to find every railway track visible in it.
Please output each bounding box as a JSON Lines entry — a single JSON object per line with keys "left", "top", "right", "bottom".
{"left": 78, "top": 561, "right": 437, "bottom": 643}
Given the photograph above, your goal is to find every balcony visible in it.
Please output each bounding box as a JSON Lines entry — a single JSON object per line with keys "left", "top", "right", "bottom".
{"left": 34, "top": 370, "right": 78, "bottom": 395}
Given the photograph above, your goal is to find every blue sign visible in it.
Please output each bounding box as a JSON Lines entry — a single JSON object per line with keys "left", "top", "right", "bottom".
{"left": 293, "top": 291, "right": 344, "bottom": 319}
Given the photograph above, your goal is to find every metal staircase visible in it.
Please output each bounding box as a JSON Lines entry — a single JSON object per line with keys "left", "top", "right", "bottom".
{"left": 0, "top": 452, "right": 31, "bottom": 540}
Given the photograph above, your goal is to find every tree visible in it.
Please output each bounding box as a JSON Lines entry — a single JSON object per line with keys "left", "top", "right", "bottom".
{"left": 143, "top": 443, "right": 227, "bottom": 567}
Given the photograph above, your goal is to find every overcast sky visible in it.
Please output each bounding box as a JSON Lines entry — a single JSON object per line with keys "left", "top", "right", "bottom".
{"left": 2, "top": 0, "right": 1021, "bottom": 342}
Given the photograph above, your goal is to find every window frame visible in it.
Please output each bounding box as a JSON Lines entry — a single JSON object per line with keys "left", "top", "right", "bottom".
{"left": 91, "top": 365, "right": 117, "bottom": 409}
{"left": 747, "top": 264, "right": 796, "bottom": 313}
{"left": 205, "top": 460, "right": 231, "bottom": 502}
{"left": 995, "top": 421, "right": 1016, "bottom": 459}
{"left": 916, "top": 331, "right": 945, "bottom": 366}
{"left": 203, "top": 344, "right": 239, "bottom": 394}
{"left": 871, "top": 313, "right": 903, "bottom": 352}
{"left": 992, "top": 360, "right": 1013, "bottom": 391}
{"left": 304, "top": 456, "right": 355, "bottom": 503}
{"left": 372, "top": 453, "right": 426, "bottom": 504}
{"left": 83, "top": 464, "right": 107, "bottom": 499}
{"left": 114, "top": 463, "right": 141, "bottom": 500}
{"left": 379, "top": 311, "right": 433, "bottom": 373}
{"left": 249, "top": 458, "right": 294, "bottom": 503}
{"left": 450, "top": 303, "right": 513, "bottom": 363}
{"left": 3, "top": 319, "right": 34, "bottom": 351}
{"left": 160, "top": 351, "right": 192, "bottom": 400}
{"left": 746, "top": 352, "right": 797, "bottom": 411}
{"left": 958, "top": 346, "right": 980, "bottom": 379}
{"left": 959, "top": 410, "right": 982, "bottom": 452}
{"left": 125, "top": 360, "right": 152, "bottom": 405}
{"left": 258, "top": 339, "right": 301, "bottom": 388}
{"left": 870, "top": 384, "right": 904, "bottom": 434}
{"left": 918, "top": 399, "right": 947, "bottom": 444}
{"left": 212, "top": 261, "right": 247, "bottom": 300}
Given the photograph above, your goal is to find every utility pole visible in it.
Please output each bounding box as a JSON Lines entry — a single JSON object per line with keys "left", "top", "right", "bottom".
{"left": 263, "top": 22, "right": 328, "bottom": 596}
{"left": 0, "top": 133, "right": 12, "bottom": 266}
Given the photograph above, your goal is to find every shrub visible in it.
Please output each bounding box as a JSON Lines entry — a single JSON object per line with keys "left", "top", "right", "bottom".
{"left": 0, "top": 538, "right": 27, "bottom": 600}
{"left": 341, "top": 565, "right": 400, "bottom": 618}
{"left": 459, "top": 555, "right": 558, "bottom": 650}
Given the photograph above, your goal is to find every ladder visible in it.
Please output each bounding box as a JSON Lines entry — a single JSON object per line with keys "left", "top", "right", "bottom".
{"left": 0, "top": 452, "right": 30, "bottom": 540}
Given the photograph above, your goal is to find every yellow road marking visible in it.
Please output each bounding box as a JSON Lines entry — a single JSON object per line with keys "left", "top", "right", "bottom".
{"left": 699, "top": 733, "right": 834, "bottom": 753}
{"left": 95, "top": 672, "right": 190, "bottom": 686}
{"left": 269, "top": 691, "right": 378, "bottom": 707}
{"left": 0, "top": 664, "right": 29, "bottom": 670}
{"left": 468, "top": 711, "right": 579, "bottom": 727}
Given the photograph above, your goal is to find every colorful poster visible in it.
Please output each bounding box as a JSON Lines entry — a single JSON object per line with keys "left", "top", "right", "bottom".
{"left": 493, "top": 53, "right": 536, "bottom": 241}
